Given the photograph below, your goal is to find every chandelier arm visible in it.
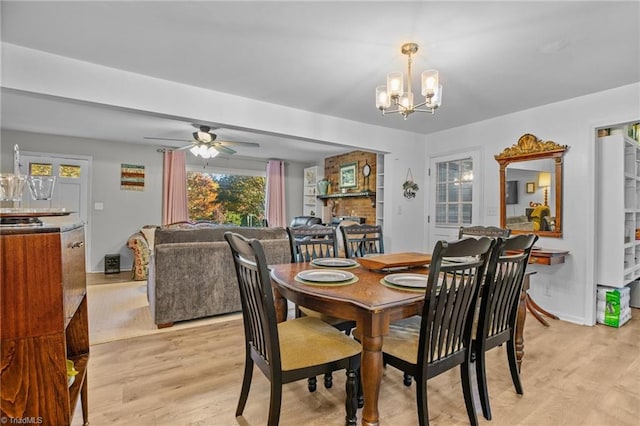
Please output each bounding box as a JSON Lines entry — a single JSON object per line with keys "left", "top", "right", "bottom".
{"left": 412, "top": 108, "right": 437, "bottom": 114}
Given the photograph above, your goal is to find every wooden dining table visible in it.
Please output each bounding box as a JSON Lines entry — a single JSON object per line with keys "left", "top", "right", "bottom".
{"left": 270, "top": 258, "right": 532, "bottom": 426}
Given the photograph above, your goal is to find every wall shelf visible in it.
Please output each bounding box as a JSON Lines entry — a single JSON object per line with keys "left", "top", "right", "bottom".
{"left": 317, "top": 190, "right": 376, "bottom": 207}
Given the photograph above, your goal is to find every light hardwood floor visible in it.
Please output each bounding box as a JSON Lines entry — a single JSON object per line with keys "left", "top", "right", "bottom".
{"left": 74, "top": 308, "right": 640, "bottom": 426}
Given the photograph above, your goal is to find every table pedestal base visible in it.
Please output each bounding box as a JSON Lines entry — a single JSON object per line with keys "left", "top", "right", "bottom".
{"left": 526, "top": 294, "right": 559, "bottom": 327}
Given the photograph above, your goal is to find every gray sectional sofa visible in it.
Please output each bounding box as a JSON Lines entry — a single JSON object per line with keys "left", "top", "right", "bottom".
{"left": 147, "top": 225, "right": 291, "bottom": 328}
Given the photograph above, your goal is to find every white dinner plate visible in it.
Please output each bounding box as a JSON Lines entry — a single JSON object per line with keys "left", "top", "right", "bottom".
{"left": 296, "top": 269, "right": 355, "bottom": 283}
{"left": 384, "top": 273, "right": 429, "bottom": 288}
{"left": 311, "top": 258, "right": 358, "bottom": 268}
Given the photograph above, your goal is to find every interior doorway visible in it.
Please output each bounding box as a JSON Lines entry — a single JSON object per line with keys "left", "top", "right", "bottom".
{"left": 16, "top": 151, "right": 92, "bottom": 265}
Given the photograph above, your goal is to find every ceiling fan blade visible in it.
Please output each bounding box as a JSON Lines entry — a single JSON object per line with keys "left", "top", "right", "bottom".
{"left": 213, "top": 144, "right": 237, "bottom": 155}
{"left": 175, "top": 144, "right": 192, "bottom": 151}
{"left": 216, "top": 139, "right": 260, "bottom": 148}
{"left": 144, "top": 136, "right": 191, "bottom": 142}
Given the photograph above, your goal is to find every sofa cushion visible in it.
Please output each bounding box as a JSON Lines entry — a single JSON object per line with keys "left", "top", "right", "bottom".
{"left": 154, "top": 226, "right": 287, "bottom": 245}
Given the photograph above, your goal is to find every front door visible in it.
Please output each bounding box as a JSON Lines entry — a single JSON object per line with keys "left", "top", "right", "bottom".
{"left": 17, "top": 151, "right": 92, "bottom": 264}
{"left": 426, "top": 150, "right": 481, "bottom": 249}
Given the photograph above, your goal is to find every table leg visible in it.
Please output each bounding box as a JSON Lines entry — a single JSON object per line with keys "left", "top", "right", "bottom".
{"left": 361, "top": 334, "right": 383, "bottom": 426}
{"left": 272, "top": 286, "right": 287, "bottom": 323}
{"left": 515, "top": 279, "right": 528, "bottom": 373}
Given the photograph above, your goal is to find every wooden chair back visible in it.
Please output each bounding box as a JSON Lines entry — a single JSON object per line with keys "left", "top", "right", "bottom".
{"left": 477, "top": 233, "right": 538, "bottom": 348}
{"left": 224, "top": 232, "right": 282, "bottom": 372}
{"left": 419, "top": 237, "right": 495, "bottom": 375}
{"left": 473, "top": 233, "right": 538, "bottom": 420}
{"left": 458, "top": 225, "right": 511, "bottom": 239}
{"left": 287, "top": 225, "right": 338, "bottom": 263}
{"left": 340, "top": 224, "right": 384, "bottom": 258}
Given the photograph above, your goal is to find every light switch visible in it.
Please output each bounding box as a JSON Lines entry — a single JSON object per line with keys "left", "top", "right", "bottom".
{"left": 94, "top": 202, "right": 104, "bottom": 210}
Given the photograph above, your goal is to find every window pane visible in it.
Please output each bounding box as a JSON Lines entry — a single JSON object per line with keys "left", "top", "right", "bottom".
{"left": 447, "top": 184, "right": 459, "bottom": 201}
{"left": 436, "top": 204, "right": 446, "bottom": 223}
{"left": 436, "top": 183, "right": 446, "bottom": 202}
{"left": 447, "top": 204, "right": 459, "bottom": 224}
{"left": 447, "top": 162, "right": 459, "bottom": 181}
{"left": 460, "top": 182, "right": 472, "bottom": 202}
{"left": 437, "top": 163, "right": 447, "bottom": 182}
{"left": 435, "top": 157, "right": 473, "bottom": 226}
{"left": 187, "top": 172, "right": 266, "bottom": 226}
{"left": 462, "top": 203, "right": 472, "bottom": 224}
{"left": 461, "top": 159, "right": 473, "bottom": 181}
{"left": 29, "top": 163, "right": 53, "bottom": 176}
{"left": 60, "top": 164, "right": 81, "bottom": 178}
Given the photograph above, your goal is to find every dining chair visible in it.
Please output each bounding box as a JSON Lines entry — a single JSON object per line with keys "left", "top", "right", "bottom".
{"left": 458, "top": 225, "right": 511, "bottom": 239}
{"left": 379, "top": 237, "right": 496, "bottom": 426}
{"left": 224, "top": 232, "right": 362, "bottom": 426}
{"left": 340, "top": 223, "right": 384, "bottom": 259}
{"left": 397, "top": 225, "right": 509, "bottom": 388}
{"left": 287, "top": 224, "right": 338, "bottom": 262}
{"left": 473, "top": 233, "right": 538, "bottom": 420}
{"left": 286, "top": 224, "right": 356, "bottom": 391}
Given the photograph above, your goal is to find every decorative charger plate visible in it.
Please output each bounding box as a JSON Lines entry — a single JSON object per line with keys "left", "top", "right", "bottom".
{"left": 296, "top": 269, "right": 355, "bottom": 283}
{"left": 311, "top": 258, "right": 358, "bottom": 268}
{"left": 384, "top": 273, "right": 429, "bottom": 288}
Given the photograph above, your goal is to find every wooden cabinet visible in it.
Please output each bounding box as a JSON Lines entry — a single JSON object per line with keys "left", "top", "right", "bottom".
{"left": 1, "top": 218, "right": 89, "bottom": 425}
{"left": 597, "top": 128, "right": 640, "bottom": 287}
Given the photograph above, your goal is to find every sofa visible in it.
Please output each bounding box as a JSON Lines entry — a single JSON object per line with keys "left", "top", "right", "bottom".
{"left": 147, "top": 225, "right": 291, "bottom": 328}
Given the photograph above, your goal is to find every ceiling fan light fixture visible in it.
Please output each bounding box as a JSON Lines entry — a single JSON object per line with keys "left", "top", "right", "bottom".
{"left": 189, "top": 143, "right": 219, "bottom": 159}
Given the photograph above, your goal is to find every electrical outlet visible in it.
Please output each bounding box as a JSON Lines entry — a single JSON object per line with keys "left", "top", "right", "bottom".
{"left": 397, "top": 205, "right": 403, "bottom": 215}
{"left": 544, "top": 284, "right": 551, "bottom": 297}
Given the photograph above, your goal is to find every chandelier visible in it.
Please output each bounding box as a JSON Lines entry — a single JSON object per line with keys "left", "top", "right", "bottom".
{"left": 375, "top": 42, "right": 442, "bottom": 119}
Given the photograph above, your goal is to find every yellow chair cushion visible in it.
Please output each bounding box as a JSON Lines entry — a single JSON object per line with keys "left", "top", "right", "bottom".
{"left": 278, "top": 317, "right": 361, "bottom": 371}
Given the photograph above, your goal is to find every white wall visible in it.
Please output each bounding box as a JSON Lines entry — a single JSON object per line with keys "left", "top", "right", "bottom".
{"left": 2, "top": 43, "right": 428, "bottom": 255}
{"left": 0, "top": 130, "right": 309, "bottom": 272}
{"left": 424, "top": 83, "right": 640, "bottom": 325}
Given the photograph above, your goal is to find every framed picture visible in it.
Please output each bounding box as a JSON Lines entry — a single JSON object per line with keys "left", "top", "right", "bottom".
{"left": 304, "top": 196, "right": 316, "bottom": 205}
{"left": 304, "top": 166, "right": 317, "bottom": 186}
{"left": 526, "top": 182, "right": 536, "bottom": 193}
{"left": 506, "top": 180, "right": 518, "bottom": 205}
{"left": 304, "top": 186, "right": 316, "bottom": 196}
{"left": 339, "top": 162, "right": 357, "bottom": 188}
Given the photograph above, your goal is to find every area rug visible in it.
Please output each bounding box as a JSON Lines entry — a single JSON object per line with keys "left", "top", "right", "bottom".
{"left": 87, "top": 281, "right": 241, "bottom": 345}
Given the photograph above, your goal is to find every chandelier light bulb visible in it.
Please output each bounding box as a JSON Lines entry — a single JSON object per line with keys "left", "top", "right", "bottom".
{"left": 421, "top": 69, "right": 439, "bottom": 97}
{"left": 387, "top": 72, "right": 404, "bottom": 97}
{"left": 400, "top": 92, "right": 413, "bottom": 109}
{"left": 376, "top": 86, "right": 390, "bottom": 109}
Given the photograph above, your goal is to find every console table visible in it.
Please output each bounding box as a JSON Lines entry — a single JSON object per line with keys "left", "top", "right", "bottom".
{"left": 527, "top": 248, "right": 570, "bottom": 326}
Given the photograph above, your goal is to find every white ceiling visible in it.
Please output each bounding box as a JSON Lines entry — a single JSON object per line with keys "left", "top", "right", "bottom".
{"left": 1, "top": 1, "right": 639, "bottom": 162}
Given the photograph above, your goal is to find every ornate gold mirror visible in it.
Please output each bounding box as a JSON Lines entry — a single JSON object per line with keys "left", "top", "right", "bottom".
{"left": 495, "top": 134, "right": 568, "bottom": 238}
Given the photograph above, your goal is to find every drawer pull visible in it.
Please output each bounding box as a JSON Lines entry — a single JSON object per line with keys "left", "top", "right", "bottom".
{"left": 71, "top": 241, "right": 85, "bottom": 249}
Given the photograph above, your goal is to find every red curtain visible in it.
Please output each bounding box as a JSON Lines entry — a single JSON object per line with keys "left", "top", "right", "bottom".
{"left": 162, "top": 150, "right": 189, "bottom": 225}
{"left": 265, "top": 160, "right": 286, "bottom": 227}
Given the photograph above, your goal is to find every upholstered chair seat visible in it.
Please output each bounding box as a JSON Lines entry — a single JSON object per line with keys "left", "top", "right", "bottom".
{"left": 278, "top": 317, "right": 361, "bottom": 371}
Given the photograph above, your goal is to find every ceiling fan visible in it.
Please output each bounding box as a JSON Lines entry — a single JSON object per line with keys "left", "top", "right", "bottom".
{"left": 145, "top": 125, "right": 260, "bottom": 158}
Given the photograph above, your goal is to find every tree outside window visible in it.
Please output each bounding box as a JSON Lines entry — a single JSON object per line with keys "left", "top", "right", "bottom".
{"left": 187, "top": 171, "right": 266, "bottom": 226}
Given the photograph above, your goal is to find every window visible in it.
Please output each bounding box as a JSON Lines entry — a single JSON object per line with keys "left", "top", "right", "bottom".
{"left": 187, "top": 171, "right": 266, "bottom": 226}
{"left": 435, "top": 157, "right": 473, "bottom": 226}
